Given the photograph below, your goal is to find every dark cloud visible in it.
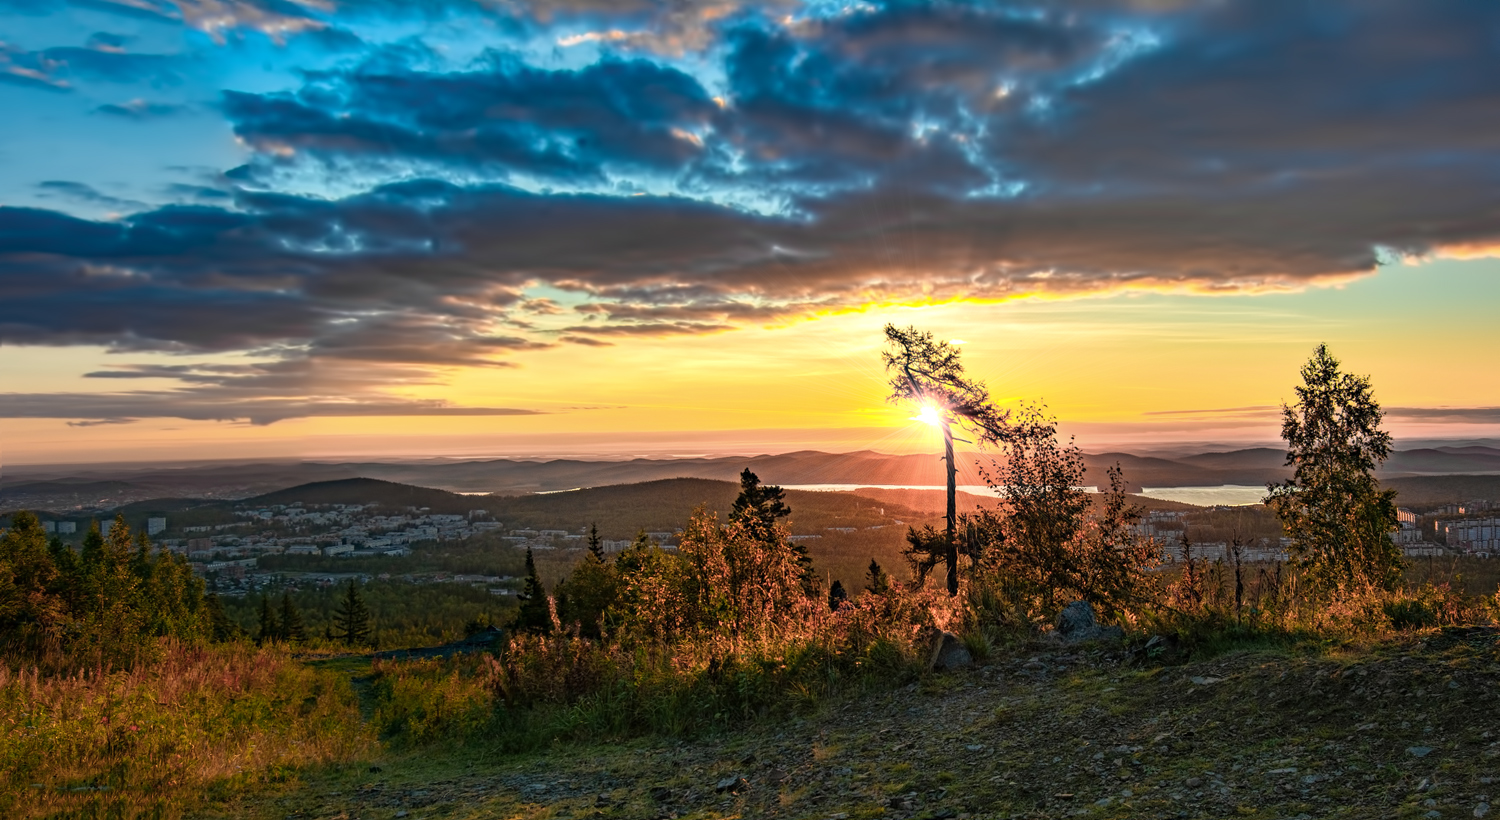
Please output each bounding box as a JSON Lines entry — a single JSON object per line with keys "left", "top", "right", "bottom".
{"left": 94, "top": 98, "right": 190, "bottom": 119}
{"left": 84, "top": 32, "right": 132, "bottom": 52}
{"left": 224, "top": 51, "right": 718, "bottom": 184}
{"left": 1388, "top": 408, "right": 1500, "bottom": 424}
{"left": 6, "top": 0, "right": 1500, "bottom": 424}
{"left": 0, "top": 391, "right": 543, "bottom": 426}
{"left": 35, "top": 181, "right": 148, "bottom": 212}
{"left": 560, "top": 321, "right": 735, "bottom": 337}
{"left": 0, "top": 39, "right": 184, "bottom": 90}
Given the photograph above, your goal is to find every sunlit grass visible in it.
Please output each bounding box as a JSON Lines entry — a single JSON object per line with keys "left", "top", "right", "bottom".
{"left": 0, "top": 642, "right": 374, "bottom": 818}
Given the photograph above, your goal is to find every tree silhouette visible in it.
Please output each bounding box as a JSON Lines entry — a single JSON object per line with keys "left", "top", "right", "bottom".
{"left": 331, "top": 580, "right": 372, "bottom": 647}
{"left": 1265, "top": 344, "right": 1403, "bottom": 591}
{"left": 515, "top": 547, "right": 552, "bottom": 635}
{"left": 883, "top": 324, "right": 1014, "bottom": 595}
{"left": 827, "top": 579, "right": 848, "bottom": 611}
{"left": 586, "top": 522, "right": 606, "bottom": 563}
{"left": 865, "top": 558, "right": 891, "bottom": 595}
{"left": 256, "top": 595, "right": 280, "bottom": 645}
{"left": 279, "top": 592, "right": 306, "bottom": 644}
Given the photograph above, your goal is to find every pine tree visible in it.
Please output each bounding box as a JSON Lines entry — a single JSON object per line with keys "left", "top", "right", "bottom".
{"left": 865, "top": 558, "right": 892, "bottom": 595}
{"left": 515, "top": 547, "right": 552, "bottom": 635}
{"left": 257, "top": 595, "right": 281, "bottom": 645}
{"left": 827, "top": 579, "right": 848, "bottom": 611}
{"left": 883, "top": 324, "right": 1015, "bottom": 596}
{"left": 279, "top": 592, "right": 306, "bottom": 643}
{"left": 332, "top": 580, "right": 372, "bottom": 647}
{"left": 0, "top": 512, "right": 63, "bottom": 647}
{"left": 587, "top": 523, "right": 606, "bottom": 563}
{"left": 1265, "top": 344, "right": 1403, "bottom": 591}
{"left": 204, "top": 593, "right": 242, "bottom": 643}
{"left": 729, "top": 469, "right": 813, "bottom": 588}
{"left": 730, "top": 468, "right": 791, "bottom": 533}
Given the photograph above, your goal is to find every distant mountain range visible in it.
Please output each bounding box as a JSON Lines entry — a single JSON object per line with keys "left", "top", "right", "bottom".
{"left": 4, "top": 445, "right": 1500, "bottom": 513}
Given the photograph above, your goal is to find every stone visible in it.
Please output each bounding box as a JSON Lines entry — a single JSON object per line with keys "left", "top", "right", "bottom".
{"left": 1408, "top": 746, "right": 1434, "bottom": 758}
{"left": 1054, "top": 601, "right": 1125, "bottom": 644}
{"left": 928, "top": 630, "right": 973, "bottom": 671}
{"left": 1477, "top": 803, "right": 1491, "bottom": 818}
{"left": 715, "top": 776, "right": 748, "bottom": 794}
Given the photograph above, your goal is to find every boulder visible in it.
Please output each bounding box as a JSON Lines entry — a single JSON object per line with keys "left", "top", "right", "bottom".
{"left": 927, "top": 630, "right": 974, "bottom": 671}
{"left": 1054, "top": 600, "right": 1125, "bottom": 644}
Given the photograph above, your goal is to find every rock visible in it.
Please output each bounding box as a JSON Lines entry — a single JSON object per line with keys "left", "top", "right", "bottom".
{"left": 1054, "top": 601, "right": 1125, "bottom": 644}
{"left": 928, "top": 630, "right": 973, "bottom": 671}
{"left": 1477, "top": 802, "right": 1491, "bottom": 818}
{"left": 1408, "top": 746, "right": 1434, "bottom": 758}
{"left": 766, "top": 769, "right": 789, "bottom": 785}
{"left": 740, "top": 753, "right": 757, "bottom": 765}
{"left": 715, "top": 776, "right": 748, "bottom": 794}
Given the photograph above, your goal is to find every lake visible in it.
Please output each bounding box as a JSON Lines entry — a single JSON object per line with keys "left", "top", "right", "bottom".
{"left": 784, "top": 483, "right": 1267, "bottom": 507}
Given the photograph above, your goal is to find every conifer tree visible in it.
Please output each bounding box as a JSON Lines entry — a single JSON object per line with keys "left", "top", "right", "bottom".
{"left": 883, "top": 324, "right": 1015, "bottom": 595}
{"left": 279, "top": 592, "right": 306, "bottom": 643}
{"left": 78, "top": 515, "right": 145, "bottom": 662}
{"left": 204, "top": 593, "right": 242, "bottom": 643}
{"left": 1265, "top": 344, "right": 1403, "bottom": 591}
{"left": 586, "top": 523, "right": 606, "bottom": 563}
{"left": 729, "top": 469, "right": 813, "bottom": 587}
{"left": 257, "top": 595, "right": 281, "bottom": 645}
{"left": 515, "top": 547, "right": 552, "bottom": 635}
{"left": 865, "top": 558, "right": 892, "bottom": 595}
{"left": 730, "top": 468, "right": 791, "bottom": 532}
{"left": 827, "top": 579, "right": 848, "bottom": 611}
{"left": 0, "top": 512, "right": 62, "bottom": 647}
{"left": 332, "top": 580, "right": 372, "bottom": 647}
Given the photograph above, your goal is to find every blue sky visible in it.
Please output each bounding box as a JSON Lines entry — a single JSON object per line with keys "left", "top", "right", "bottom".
{"left": 1, "top": 0, "right": 1498, "bottom": 462}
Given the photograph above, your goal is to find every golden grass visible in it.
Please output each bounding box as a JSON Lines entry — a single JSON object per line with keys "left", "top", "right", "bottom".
{"left": 0, "top": 641, "right": 374, "bottom": 818}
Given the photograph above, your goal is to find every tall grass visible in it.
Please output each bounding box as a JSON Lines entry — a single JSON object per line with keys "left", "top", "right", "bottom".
{"left": 365, "top": 587, "right": 963, "bottom": 754}
{"left": 0, "top": 641, "right": 373, "bottom": 818}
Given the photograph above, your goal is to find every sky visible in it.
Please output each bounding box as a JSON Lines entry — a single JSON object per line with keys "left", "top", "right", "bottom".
{"left": 1, "top": 0, "right": 1498, "bottom": 465}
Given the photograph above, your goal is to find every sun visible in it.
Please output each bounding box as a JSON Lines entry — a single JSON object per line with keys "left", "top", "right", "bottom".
{"left": 912, "top": 404, "right": 945, "bottom": 427}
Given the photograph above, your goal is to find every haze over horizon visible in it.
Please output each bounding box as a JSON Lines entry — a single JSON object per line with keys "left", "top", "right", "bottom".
{"left": 3, "top": 0, "right": 1499, "bottom": 465}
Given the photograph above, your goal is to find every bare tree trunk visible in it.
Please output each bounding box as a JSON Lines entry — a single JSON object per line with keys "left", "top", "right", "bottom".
{"left": 944, "top": 420, "right": 958, "bottom": 596}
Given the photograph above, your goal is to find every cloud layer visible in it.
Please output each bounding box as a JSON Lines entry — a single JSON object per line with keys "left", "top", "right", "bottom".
{"left": 4, "top": 0, "right": 1500, "bottom": 422}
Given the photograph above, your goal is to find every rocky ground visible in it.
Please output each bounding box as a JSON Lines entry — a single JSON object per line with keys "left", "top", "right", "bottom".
{"left": 216, "top": 629, "right": 1500, "bottom": 820}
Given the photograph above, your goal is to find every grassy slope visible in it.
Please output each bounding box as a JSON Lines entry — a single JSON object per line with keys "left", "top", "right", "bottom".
{"left": 210, "top": 631, "right": 1500, "bottom": 820}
